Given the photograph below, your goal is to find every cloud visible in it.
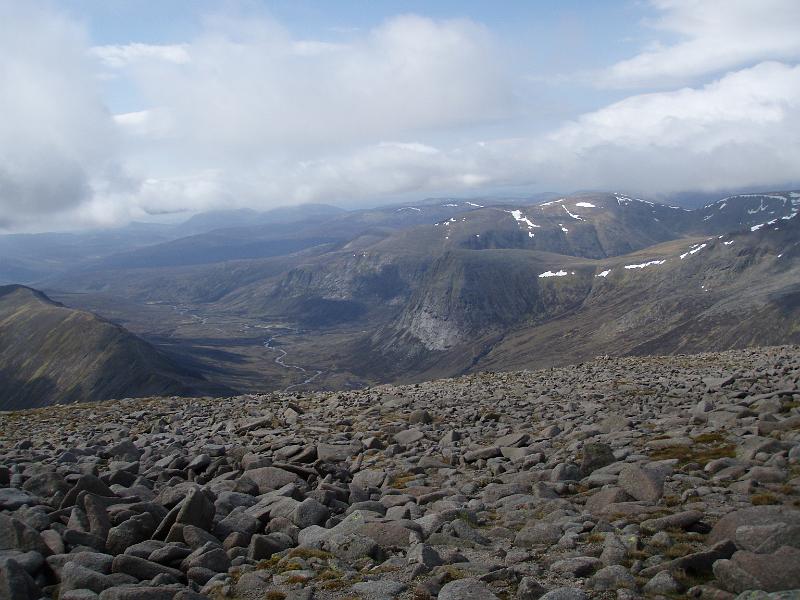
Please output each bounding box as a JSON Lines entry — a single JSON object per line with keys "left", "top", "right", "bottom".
{"left": 91, "top": 43, "right": 191, "bottom": 68}
{"left": 254, "top": 61, "right": 800, "bottom": 201}
{"left": 537, "top": 61, "right": 800, "bottom": 192}
{"left": 0, "top": 2, "right": 124, "bottom": 230}
{"left": 1, "top": 3, "right": 799, "bottom": 233}
{"left": 121, "top": 14, "right": 511, "bottom": 154}
{"left": 601, "top": 0, "right": 800, "bottom": 87}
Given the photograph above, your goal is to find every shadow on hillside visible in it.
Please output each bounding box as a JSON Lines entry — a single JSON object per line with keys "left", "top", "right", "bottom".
{"left": 0, "top": 368, "right": 59, "bottom": 411}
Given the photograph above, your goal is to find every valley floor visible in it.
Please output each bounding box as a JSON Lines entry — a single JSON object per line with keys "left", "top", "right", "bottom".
{"left": 1, "top": 345, "right": 800, "bottom": 599}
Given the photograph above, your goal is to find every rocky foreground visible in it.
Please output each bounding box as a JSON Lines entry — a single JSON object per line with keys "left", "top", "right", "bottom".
{"left": 1, "top": 347, "right": 800, "bottom": 600}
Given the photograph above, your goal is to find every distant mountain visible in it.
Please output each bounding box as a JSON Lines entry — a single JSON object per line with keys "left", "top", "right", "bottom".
{"left": 174, "top": 204, "right": 345, "bottom": 236}
{"left": 29, "top": 189, "right": 800, "bottom": 392}
{"left": 0, "top": 285, "right": 232, "bottom": 410}
{"left": 0, "top": 203, "right": 346, "bottom": 284}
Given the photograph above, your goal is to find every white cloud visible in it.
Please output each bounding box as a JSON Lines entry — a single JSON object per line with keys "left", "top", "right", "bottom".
{"left": 256, "top": 61, "right": 800, "bottom": 202}
{"left": 539, "top": 61, "right": 800, "bottom": 191}
{"left": 90, "top": 43, "right": 191, "bottom": 68}
{"left": 1, "top": 3, "right": 799, "bottom": 232}
{"left": 123, "top": 14, "right": 511, "bottom": 153}
{"left": 601, "top": 0, "right": 800, "bottom": 87}
{"left": 0, "top": 2, "right": 124, "bottom": 230}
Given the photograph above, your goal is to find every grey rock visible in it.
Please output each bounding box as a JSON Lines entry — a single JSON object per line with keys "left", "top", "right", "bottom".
{"left": 106, "top": 512, "right": 156, "bottom": 556}
{"left": 215, "top": 506, "right": 261, "bottom": 540}
{"left": 0, "top": 515, "right": 50, "bottom": 555}
{"left": 538, "top": 589, "right": 587, "bottom": 600}
{"left": 248, "top": 533, "right": 290, "bottom": 560}
{"left": 98, "top": 586, "right": 175, "bottom": 600}
{"left": 292, "top": 497, "right": 330, "bottom": 529}
{"left": 407, "top": 543, "right": 444, "bottom": 569}
{"left": 325, "top": 531, "right": 381, "bottom": 561}
{"left": 0, "top": 558, "right": 41, "bottom": 600}
{"left": 514, "top": 523, "right": 563, "bottom": 548}
{"left": 550, "top": 556, "right": 602, "bottom": 577}
{"left": 59, "top": 561, "right": 115, "bottom": 594}
{"left": 181, "top": 544, "right": 231, "bottom": 573}
{"left": 643, "top": 571, "right": 683, "bottom": 595}
{"left": 580, "top": 443, "right": 616, "bottom": 475}
{"left": 241, "top": 467, "right": 301, "bottom": 494}
{"left": 394, "top": 429, "right": 425, "bottom": 446}
{"left": 735, "top": 523, "right": 800, "bottom": 554}
{"left": 438, "top": 578, "right": 500, "bottom": 600}
{"left": 588, "top": 564, "right": 637, "bottom": 590}
{"left": 640, "top": 510, "right": 703, "bottom": 533}
{"left": 0, "top": 550, "right": 43, "bottom": 575}
{"left": 516, "top": 576, "right": 547, "bottom": 600}
{"left": 618, "top": 464, "right": 665, "bottom": 503}
{"left": 714, "top": 546, "right": 800, "bottom": 593}
{"left": 176, "top": 488, "right": 215, "bottom": 531}
{"left": 351, "top": 579, "right": 407, "bottom": 599}
{"left": 0, "top": 489, "right": 39, "bottom": 511}
{"left": 111, "top": 553, "right": 183, "bottom": 582}
{"left": 709, "top": 506, "right": 800, "bottom": 546}
{"left": 408, "top": 409, "right": 433, "bottom": 424}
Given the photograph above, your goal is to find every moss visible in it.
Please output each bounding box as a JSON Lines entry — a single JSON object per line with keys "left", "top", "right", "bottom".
{"left": 317, "top": 568, "right": 344, "bottom": 581}
{"left": 692, "top": 432, "right": 726, "bottom": 444}
{"left": 255, "top": 556, "right": 281, "bottom": 571}
{"left": 751, "top": 493, "right": 781, "bottom": 506}
{"left": 664, "top": 543, "right": 695, "bottom": 559}
{"left": 648, "top": 432, "right": 735, "bottom": 466}
{"left": 439, "top": 566, "right": 467, "bottom": 583}
{"left": 319, "top": 579, "right": 351, "bottom": 590}
{"left": 287, "top": 548, "right": 332, "bottom": 560}
{"left": 279, "top": 561, "right": 304, "bottom": 572}
{"left": 584, "top": 532, "right": 606, "bottom": 544}
{"left": 387, "top": 472, "right": 417, "bottom": 488}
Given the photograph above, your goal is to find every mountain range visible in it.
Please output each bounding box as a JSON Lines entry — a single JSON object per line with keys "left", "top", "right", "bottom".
{"left": 2, "top": 189, "right": 798, "bottom": 407}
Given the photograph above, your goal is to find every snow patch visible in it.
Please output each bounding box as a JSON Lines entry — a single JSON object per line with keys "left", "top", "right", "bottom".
{"left": 596, "top": 270, "right": 611, "bottom": 278}
{"left": 442, "top": 203, "right": 459, "bottom": 207}
{"left": 624, "top": 260, "right": 666, "bottom": 270}
{"left": 397, "top": 206, "right": 421, "bottom": 212}
{"left": 563, "top": 205, "right": 583, "bottom": 220}
{"left": 539, "top": 198, "right": 565, "bottom": 207}
{"left": 538, "top": 270, "right": 573, "bottom": 278}
{"left": 506, "top": 209, "right": 540, "bottom": 239}
{"left": 680, "top": 243, "right": 707, "bottom": 259}
{"left": 724, "top": 240, "right": 734, "bottom": 245}
{"left": 559, "top": 224, "right": 569, "bottom": 233}
{"left": 615, "top": 193, "right": 653, "bottom": 206}
{"left": 465, "top": 201, "right": 484, "bottom": 207}
{"left": 575, "top": 202, "right": 596, "bottom": 208}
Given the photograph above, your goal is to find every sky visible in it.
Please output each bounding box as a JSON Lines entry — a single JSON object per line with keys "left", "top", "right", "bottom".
{"left": 1, "top": 0, "right": 799, "bottom": 232}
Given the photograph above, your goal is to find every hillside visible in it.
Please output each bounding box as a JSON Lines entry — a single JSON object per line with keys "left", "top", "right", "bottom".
{"left": 0, "top": 285, "right": 232, "bottom": 409}
{"left": 0, "top": 346, "right": 798, "bottom": 599}
{"left": 30, "top": 189, "right": 800, "bottom": 392}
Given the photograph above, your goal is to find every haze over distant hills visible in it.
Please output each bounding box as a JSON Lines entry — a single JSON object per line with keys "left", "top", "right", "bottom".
{"left": 2, "top": 189, "right": 798, "bottom": 408}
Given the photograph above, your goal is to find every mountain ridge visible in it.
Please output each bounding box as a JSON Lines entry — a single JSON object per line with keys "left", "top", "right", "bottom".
{"left": 0, "top": 285, "right": 233, "bottom": 409}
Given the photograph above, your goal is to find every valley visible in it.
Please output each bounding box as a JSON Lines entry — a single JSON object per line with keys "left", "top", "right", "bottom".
{"left": 20, "top": 190, "right": 799, "bottom": 405}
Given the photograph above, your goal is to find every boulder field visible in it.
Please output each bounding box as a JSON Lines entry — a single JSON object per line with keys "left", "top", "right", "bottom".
{"left": 1, "top": 346, "right": 799, "bottom": 599}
